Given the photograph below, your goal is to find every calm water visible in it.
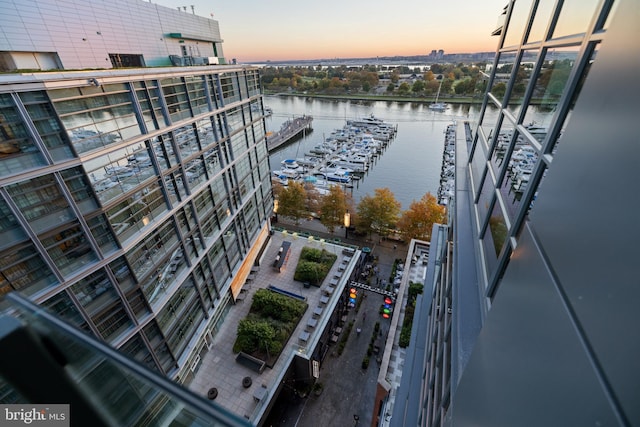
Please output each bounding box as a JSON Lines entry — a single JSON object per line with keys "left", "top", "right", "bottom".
{"left": 265, "top": 95, "right": 481, "bottom": 209}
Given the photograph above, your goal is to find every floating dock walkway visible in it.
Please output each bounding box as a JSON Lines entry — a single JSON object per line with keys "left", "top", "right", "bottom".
{"left": 267, "top": 115, "right": 313, "bottom": 152}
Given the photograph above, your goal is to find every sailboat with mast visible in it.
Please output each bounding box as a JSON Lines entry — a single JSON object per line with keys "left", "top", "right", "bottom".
{"left": 429, "top": 77, "right": 448, "bottom": 111}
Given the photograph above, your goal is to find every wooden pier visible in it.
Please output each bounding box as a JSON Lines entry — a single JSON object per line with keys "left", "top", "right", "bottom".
{"left": 267, "top": 115, "right": 313, "bottom": 152}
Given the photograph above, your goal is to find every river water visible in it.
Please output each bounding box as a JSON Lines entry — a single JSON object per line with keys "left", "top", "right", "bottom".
{"left": 265, "top": 95, "right": 481, "bottom": 209}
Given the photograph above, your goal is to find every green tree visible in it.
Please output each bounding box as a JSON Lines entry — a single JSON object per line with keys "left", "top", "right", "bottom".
{"left": 397, "top": 192, "right": 446, "bottom": 241}
{"left": 278, "top": 181, "right": 307, "bottom": 224}
{"left": 356, "top": 188, "right": 401, "bottom": 238}
{"left": 412, "top": 80, "right": 425, "bottom": 93}
{"left": 386, "top": 83, "right": 395, "bottom": 93}
{"left": 492, "top": 82, "right": 507, "bottom": 99}
{"left": 397, "top": 82, "right": 411, "bottom": 95}
{"left": 319, "top": 185, "right": 350, "bottom": 233}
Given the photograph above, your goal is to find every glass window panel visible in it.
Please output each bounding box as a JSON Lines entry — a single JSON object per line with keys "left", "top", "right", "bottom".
{"left": 120, "top": 334, "right": 157, "bottom": 372}
{"left": 174, "top": 125, "right": 199, "bottom": 159}
{"left": 527, "top": 0, "right": 556, "bottom": 43}
{"left": 84, "top": 144, "right": 158, "bottom": 205}
{"left": 502, "top": 0, "right": 534, "bottom": 47}
{"left": 161, "top": 78, "right": 191, "bottom": 122}
{"left": 55, "top": 88, "right": 141, "bottom": 154}
{"left": 71, "top": 269, "right": 133, "bottom": 343}
{"left": 128, "top": 219, "right": 178, "bottom": 279}
{"left": 222, "top": 224, "right": 240, "bottom": 268}
{"left": 0, "top": 196, "right": 27, "bottom": 243}
{"left": 143, "top": 321, "right": 176, "bottom": 373}
{"left": 549, "top": 43, "right": 599, "bottom": 156}
{"left": 185, "top": 157, "right": 206, "bottom": 189}
{"left": 60, "top": 167, "right": 99, "bottom": 214}
{"left": 490, "top": 122, "right": 515, "bottom": 177}
{"left": 185, "top": 76, "right": 209, "bottom": 116}
{"left": 230, "top": 131, "right": 248, "bottom": 156}
{"left": 86, "top": 214, "right": 119, "bottom": 255}
{"left": 150, "top": 134, "right": 176, "bottom": 170}
{"left": 42, "top": 291, "right": 90, "bottom": 332}
{"left": 482, "top": 200, "right": 509, "bottom": 279}
{"left": 167, "top": 170, "right": 188, "bottom": 201}
{"left": 219, "top": 74, "right": 239, "bottom": 104}
{"left": 156, "top": 282, "right": 195, "bottom": 335}
{"left": 203, "top": 144, "right": 221, "bottom": 176}
{"left": 105, "top": 193, "right": 161, "bottom": 243}
{"left": 135, "top": 80, "right": 165, "bottom": 131}
{"left": 40, "top": 221, "right": 98, "bottom": 276}
{"left": 470, "top": 138, "right": 488, "bottom": 198}
{"left": 489, "top": 52, "right": 517, "bottom": 103}
{"left": 108, "top": 257, "right": 136, "bottom": 293}
{"left": 195, "top": 118, "right": 216, "bottom": 149}
{"left": 6, "top": 175, "right": 74, "bottom": 234}
{"left": 124, "top": 289, "right": 151, "bottom": 323}
{"left": 238, "top": 73, "right": 248, "bottom": 99}
{"left": 505, "top": 50, "right": 541, "bottom": 118}
{"left": 552, "top": 0, "right": 599, "bottom": 39}
{"left": 0, "top": 94, "right": 47, "bottom": 177}
{"left": 126, "top": 220, "right": 182, "bottom": 304}
{"left": 19, "top": 91, "right": 75, "bottom": 161}
{"left": 476, "top": 173, "right": 495, "bottom": 229}
{"left": 0, "top": 241, "right": 57, "bottom": 296}
{"left": 500, "top": 131, "right": 539, "bottom": 220}
{"left": 523, "top": 47, "right": 579, "bottom": 131}
{"left": 165, "top": 289, "right": 204, "bottom": 356}
{"left": 194, "top": 189, "right": 215, "bottom": 219}
{"left": 247, "top": 70, "right": 261, "bottom": 97}
{"left": 225, "top": 106, "right": 243, "bottom": 134}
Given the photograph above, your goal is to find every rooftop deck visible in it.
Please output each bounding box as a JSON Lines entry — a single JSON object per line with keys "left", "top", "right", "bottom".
{"left": 188, "top": 230, "right": 359, "bottom": 423}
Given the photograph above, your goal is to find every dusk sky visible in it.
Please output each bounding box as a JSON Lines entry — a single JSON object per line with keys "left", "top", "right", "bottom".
{"left": 154, "top": 0, "right": 509, "bottom": 63}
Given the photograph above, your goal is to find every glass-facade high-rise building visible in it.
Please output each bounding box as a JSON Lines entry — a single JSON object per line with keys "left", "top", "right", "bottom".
{"left": 387, "top": 0, "right": 639, "bottom": 426}
{"left": 0, "top": 0, "right": 273, "bottom": 386}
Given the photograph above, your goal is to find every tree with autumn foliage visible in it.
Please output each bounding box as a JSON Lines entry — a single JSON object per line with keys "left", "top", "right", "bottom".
{"left": 319, "top": 185, "right": 352, "bottom": 233}
{"left": 397, "top": 193, "right": 447, "bottom": 241}
{"left": 356, "top": 188, "right": 401, "bottom": 238}
{"left": 302, "top": 180, "right": 322, "bottom": 218}
{"left": 277, "top": 181, "right": 307, "bottom": 224}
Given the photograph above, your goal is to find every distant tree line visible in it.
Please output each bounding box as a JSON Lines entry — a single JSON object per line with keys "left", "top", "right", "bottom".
{"left": 260, "top": 63, "right": 490, "bottom": 98}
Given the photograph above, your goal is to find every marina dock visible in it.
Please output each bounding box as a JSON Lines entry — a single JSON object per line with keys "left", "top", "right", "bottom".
{"left": 267, "top": 115, "right": 313, "bottom": 152}
{"left": 271, "top": 114, "right": 398, "bottom": 193}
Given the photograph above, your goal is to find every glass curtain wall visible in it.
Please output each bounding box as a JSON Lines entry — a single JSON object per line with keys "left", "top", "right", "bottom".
{"left": 470, "top": 0, "right": 612, "bottom": 295}
{"left": 0, "top": 68, "right": 270, "bottom": 375}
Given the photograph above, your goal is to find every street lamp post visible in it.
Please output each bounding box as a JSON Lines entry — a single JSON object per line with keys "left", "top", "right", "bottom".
{"left": 344, "top": 210, "right": 351, "bottom": 239}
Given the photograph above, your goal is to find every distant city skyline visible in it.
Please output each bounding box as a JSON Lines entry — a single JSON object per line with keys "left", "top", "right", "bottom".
{"left": 152, "top": 0, "right": 508, "bottom": 63}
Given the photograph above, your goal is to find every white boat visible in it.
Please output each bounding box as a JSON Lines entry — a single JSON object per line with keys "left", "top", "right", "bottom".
{"left": 319, "top": 163, "right": 354, "bottom": 175}
{"left": 281, "top": 158, "right": 305, "bottom": 173}
{"left": 272, "top": 168, "right": 300, "bottom": 180}
{"left": 347, "top": 114, "right": 386, "bottom": 128}
{"left": 429, "top": 78, "right": 448, "bottom": 111}
{"left": 429, "top": 102, "right": 448, "bottom": 111}
{"left": 315, "top": 168, "right": 352, "bottom": 183}
{"left": 524, "top": 122, "right": 547, "bottom": 142}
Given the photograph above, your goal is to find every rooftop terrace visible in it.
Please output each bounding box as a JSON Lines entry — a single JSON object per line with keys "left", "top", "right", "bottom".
{"left": 187, "top": 230, "right": 360, "bottom": 423}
